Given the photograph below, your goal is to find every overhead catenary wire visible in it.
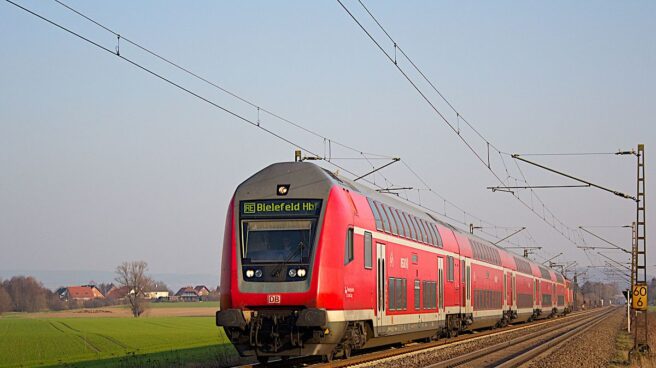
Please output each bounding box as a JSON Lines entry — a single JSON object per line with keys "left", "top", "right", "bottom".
{"left": 48, "top": 0, "right": 530, "bottom": 245}
{"left": 9, "top": 0, "right": 551, "bottom": 256}
{"left": 52, "top": 0, "right": 394, "bottom": 162}
{"left": 3, "top": 0, "right": 366, "bottom": 182}
{"left": 337, "top": 0, "right": 586, "bottom": 253}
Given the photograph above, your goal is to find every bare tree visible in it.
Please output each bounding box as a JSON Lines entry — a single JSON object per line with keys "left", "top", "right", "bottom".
{"left": 115, "top": 261, "right": 153, "bottom": 317}
{"left": 0, "top": 283, "right": 12, "bottom": 314}
{"left": 2, "top": 276, "right": 47, "bottom": 312}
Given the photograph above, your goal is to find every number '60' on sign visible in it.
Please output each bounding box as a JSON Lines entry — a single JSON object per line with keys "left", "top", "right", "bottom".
{"left": 631, "top": 284, "right": 648, "bottom": 311}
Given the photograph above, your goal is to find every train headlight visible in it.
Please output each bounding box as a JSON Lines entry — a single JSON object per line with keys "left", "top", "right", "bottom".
{"left": 245, "top": 269, "right": 255, "bottom": 278}
{"left": 255, "top": 269, "right": 263, "bottom": 278}
{"left": 297, "top": 268, "right": 306, "bottom": 277}
{"left": 288, "top": 268, "right": 297, "bottom": 278}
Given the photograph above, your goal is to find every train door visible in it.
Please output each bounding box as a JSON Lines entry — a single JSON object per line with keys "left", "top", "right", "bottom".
{"left": 376, "top": 242, "right": 386, "bottom": 330}
{"left": 438, "top": 257, "right": 444, "bottom": 312}
{"left": 511, "top": 273, "right": 517, "bottom": 309}
{"left": 460, "top": 259, "right": 466, "bottom": 312}
{"left": 503, "top": 272, "right": 507, "bottom": 308}
{"left": 465, "top": 258, "right": 472, "bottom": 313}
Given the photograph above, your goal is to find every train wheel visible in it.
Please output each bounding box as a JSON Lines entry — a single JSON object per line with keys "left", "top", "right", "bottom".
{"left": 343, "top": 344, "right": 352, "bottom": 359}
{"left": 257, "top": 356, "right": 269, "bottom": 365}
{"left": 322, "top": 350, "right": 335, "bottom": 362}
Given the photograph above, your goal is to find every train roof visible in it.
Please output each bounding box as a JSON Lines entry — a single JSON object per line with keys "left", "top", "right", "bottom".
{"left": 242, "top": 161, "right": 567, "bottom": 282}
{"left": 330, "top": 164, "right": 568, "bottom": 282}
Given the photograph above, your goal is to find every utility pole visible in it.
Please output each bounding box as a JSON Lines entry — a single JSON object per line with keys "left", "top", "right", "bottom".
{"left": 632, "top": 144, "right": 650, "bottom": 354}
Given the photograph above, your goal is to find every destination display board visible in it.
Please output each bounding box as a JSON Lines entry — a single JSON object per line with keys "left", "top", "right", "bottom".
{"left": 240, "top": 199, "right": 322, "bottom": 218}
{"left": 632, "top": 283, "right": 648, "bottom": 311}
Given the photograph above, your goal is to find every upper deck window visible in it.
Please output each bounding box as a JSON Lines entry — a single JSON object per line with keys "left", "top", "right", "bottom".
{"left": 432, "top": 224, "right": 443, "bottom": 247}
{"left": 368, "top": 198, "right": 384, "bottom": 231}
{"left": 413, "top": 216, "right": 427, "bottom": 243}
{"left": 391, "top": 209, "right": 406, "bottom": 238}
{"left": 402, "top": 212, "right": 416, "bottom": 240}
{"left": 421, "top": 219, "right": 435, "bottom": 245}
{"left": 374, "top": 201, "right": 391, "bottom": 233}
{"left": 382, "top": 205, "right": 399, "bottom": 235}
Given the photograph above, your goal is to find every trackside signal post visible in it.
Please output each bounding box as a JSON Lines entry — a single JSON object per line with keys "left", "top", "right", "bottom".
{"left": 631, "top": 144, "right": 649, "bottom": 354}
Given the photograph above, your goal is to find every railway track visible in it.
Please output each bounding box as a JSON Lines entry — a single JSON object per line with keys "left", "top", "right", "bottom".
{"left": 426, "top": 307, "right": 616, "bottom": 368}
{"left": 237, "top": 307, "right": 613, "bottom": 368}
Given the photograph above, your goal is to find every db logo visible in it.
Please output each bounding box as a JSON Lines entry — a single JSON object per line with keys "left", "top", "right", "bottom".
{"left": 267, "top": 295, "right": 281, "bottom": 304}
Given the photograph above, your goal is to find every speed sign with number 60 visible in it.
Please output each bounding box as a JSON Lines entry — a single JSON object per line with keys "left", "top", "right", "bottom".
{"left": 632, "top": 284, "right": 648, "bottom": 311}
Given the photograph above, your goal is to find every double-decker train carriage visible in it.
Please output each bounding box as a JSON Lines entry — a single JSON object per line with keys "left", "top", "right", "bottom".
{"left": 216, "top": 162, "right": 573, "bottom": 362}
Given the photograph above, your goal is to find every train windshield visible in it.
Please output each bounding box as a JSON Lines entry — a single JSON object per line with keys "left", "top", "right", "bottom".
{"left": 241, "top": 220, "right": 313, "bottom": 263}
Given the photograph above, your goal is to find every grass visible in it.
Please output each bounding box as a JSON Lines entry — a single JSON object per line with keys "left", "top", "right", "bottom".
{"left": 609, "top": 327, "right": 632, "bottom": 367}
{"left": 146, "top": 301, "right": 220, "bottom": 309}
{"left": 0, "top": 315, "right": 237, "bottom": 367}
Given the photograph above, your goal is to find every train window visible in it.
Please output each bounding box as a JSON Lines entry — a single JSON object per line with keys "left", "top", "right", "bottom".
{"left": 461, "top": 260, "right": 465, "bottom": 283}
{"left": 418, "top": 218, "right": 428, "bottom": 243}
{"left": 396, "top": 278, "right": 403, "bottom": 311}
{"left": 412, "top": 217, "right": 422, "bottom": 242}
{"left": 241, "top": 219, "right": 313, "bottom": 264}
{"left": 376, "top": 202, "right": 391, "bottom": 233}
{"left": 406, "top": 216, "right": 416, "bottom": 241}
{"left": 422, "top": 281, "right": 436, "bottom": 309}
{"left": 466, "top": 266, "right": 471, "bottom": 301}
{"left": 401, "top": 212, "right": 415, "bottom": 240}
{"left": 422, "top": 219, "right": 435, "bottom": 245}
{"left": 412, "top": 253, "right": 418, "bottom": 264}
{"left": 368, "top": 198, "right": 383, "bottom": 231}
{"left": 391, "top": 209, "right": 406, "bottom": 238}
{"left": 432, "top": 224, "right": 443, "bottom": 247}
{"left": 422, "top": 281, "right": 428, "bottom": 309}
{"left": 382, "top": 205, "right": 398, "bottom": 235}
{"left": 411, "top": 216, "right": 424, "bottom": 243}
{"left": 344, "top": 228, "right": 354, "bottom": 265}
{"left": 424, "top": 221, "right": 433, "bottom": 245}
{"left": 364, "top": 231, "right": 372, "bottom": 269}
{"left": 447, "top": 256, "right": 454, "bottom": 281}
{"left": 388, "top": 277, "right": 396, "bottom": 310}
{"left": 426, "top": 222, "right": 437, "bottom": 246}
{"left": 414, "top": 280, "right": 421, "bottom": 310}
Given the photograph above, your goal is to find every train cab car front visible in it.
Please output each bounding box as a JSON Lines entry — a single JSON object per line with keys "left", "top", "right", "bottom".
{"left": 217, "top": 162, "right": 352, "bottom": 360}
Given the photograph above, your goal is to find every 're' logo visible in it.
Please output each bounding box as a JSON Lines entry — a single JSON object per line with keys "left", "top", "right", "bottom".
{"left": 267, "top": 295, "right": 281, "bottom": 304}
{"left": 244, "top": 202, "right": 256, "bottom": 214}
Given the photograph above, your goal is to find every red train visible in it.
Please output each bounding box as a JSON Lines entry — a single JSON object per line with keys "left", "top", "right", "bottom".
{"left": 216, "top": 162, "right": 573, "bottom": 362}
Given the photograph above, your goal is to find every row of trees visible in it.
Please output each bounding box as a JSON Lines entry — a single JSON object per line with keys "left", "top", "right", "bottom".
{"left": 1, "top": 261, "right": 218, "bottom": 317}
{"left": 0, "top": 276, "right": 67, "bottom": 313}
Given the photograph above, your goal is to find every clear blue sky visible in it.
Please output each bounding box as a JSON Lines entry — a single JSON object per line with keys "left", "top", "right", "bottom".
{"left": 1, "top": 1, "right": 654, "bottom": 285}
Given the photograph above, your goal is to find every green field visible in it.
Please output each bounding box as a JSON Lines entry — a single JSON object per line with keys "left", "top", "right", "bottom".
{"left": 147, "top": 301, "right": 220, "bottom": 309}
{"left": 110, "top": 301, "right": 220, "bottom": 310}
{"left": 0, "top": 315, "right": 238, "bottom": 367}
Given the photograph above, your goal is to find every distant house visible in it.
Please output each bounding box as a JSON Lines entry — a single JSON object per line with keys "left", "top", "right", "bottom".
{"left": 105, "top": 285, "right": 133, "bottom": 300}
{"left": 56, "top": 285, "right": 104, "bottom": 301}
{"left": 194, "top": 285, "right": 210, "bottom": 298}
{"left": 175, "top": 286, "right": 200, "bottom": 302}
{"left": 144, "top": 283, "right": 170, "bottom": 300}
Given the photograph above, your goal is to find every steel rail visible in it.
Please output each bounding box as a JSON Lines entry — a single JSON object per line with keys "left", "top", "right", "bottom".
{"left": 425, "top": 307, "right": 616, "bottom": 368}
{"left": 299, "top": 308, "right": 604, "bottom": 368}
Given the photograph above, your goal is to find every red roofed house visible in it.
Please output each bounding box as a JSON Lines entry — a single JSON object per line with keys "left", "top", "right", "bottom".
{"left": 56, "top": 285, "right": 105, "bottom": 301}
{"left": 194, "top": 285, "right": 210, "bottom": 298}
{"left": 105, "top": 286, "right": 133, "bottom": 300}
